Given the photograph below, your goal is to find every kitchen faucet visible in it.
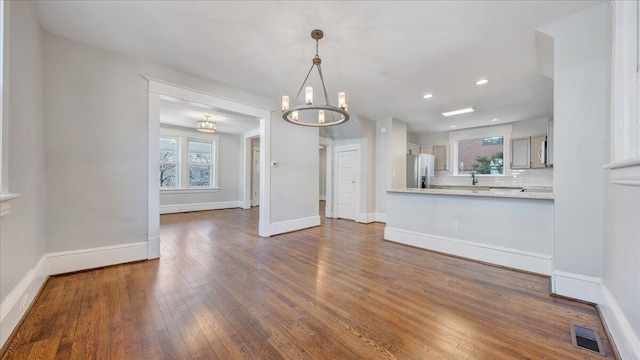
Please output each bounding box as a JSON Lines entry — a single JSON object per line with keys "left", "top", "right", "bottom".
{"left": 471, "top": 171, "right": 478, "bottom": 185}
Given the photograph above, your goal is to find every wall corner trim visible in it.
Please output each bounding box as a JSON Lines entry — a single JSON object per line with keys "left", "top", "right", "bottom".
{"left": 599, "top": 283, "right": 640, "bottom": 359}
{"left": 551, "top": 271, "right": 601, "bottom": 304}
{"left": 374, "top": 213, "right": 387, "bottom": 223}
{"left": 355, "top": 213, "right": 376, "bottom": 224}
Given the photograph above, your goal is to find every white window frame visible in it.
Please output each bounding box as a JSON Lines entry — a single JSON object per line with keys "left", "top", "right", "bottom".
{"left": 185, "top": 138, "right": 216, "bottom": 189}
{"left": 448, "top": 125, "right": 513, "bottom": 177}
{"left": 159, "top": 126, "right": 219, "bottom": 193}
{"left": 159, "top": 136, "right": 179, "bottom": 189}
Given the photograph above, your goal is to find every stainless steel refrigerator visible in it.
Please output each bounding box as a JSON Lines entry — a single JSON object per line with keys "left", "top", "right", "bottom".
{"left": 406, "top": 154, "right": 435, "bottom": 188}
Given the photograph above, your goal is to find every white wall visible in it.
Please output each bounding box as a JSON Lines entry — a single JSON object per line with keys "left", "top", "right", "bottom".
{"left": 375, "top": 118, "right": 392, "bottom": 215}
{"left": 0, "top": 0, "right": 47, "bottom": 345}
{"left": 43, "top": 32, "right": 275, "bottom": 252}
{"left": 269, "top": 114, "right": 319, "bottom": 230}
{"left": 390, "top": 118, "right": 407, "bottom": 189}
{"left": 539, "top": 5, "right": 610, "bottom": 279}
{"left": 159, "top": 125, "right": 241, "bottom": 210}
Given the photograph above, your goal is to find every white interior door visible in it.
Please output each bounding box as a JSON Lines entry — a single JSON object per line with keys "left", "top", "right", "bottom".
{"left": 336, "top": 149, "right": 358, "bottom": 220}
{"left": 252, "top": 147, "right": 260, "bottom": 206}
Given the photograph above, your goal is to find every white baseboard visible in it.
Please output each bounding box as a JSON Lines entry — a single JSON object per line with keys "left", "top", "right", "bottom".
{"left": 355, "top": 213, "right": 376, "bottom": 224}
{"left": 599, "top": 283, "right": 640, "bottom": 359}
{"left": 384, "top": 227, "right": 552, "bottom": 275}
{"left": 0, "top": 241, "right": 149, "bottom": 348}
{"left": 0, "top": 255, "right": 48, "bottom": 347}
{"left": 271, "top": 215, "right": 321, "bottom": 236}
{"left": 374, "top": 212, "right": 387, "bottom": 223}
{"left": 47, "top": 242, "right": 148, "bottom": 276}
{"left": 551, "top": 271, "right": 600, "bottom": 304}
{"left": 160, "top": 201, "right": 241, "bottom": 214}
{"left": 319, "top": 195, "right": 326, "bottom": 201}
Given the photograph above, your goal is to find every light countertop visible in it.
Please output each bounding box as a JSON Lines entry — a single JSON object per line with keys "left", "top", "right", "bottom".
{"left": 388, "top": 187, "right": 554, "bottom": 200}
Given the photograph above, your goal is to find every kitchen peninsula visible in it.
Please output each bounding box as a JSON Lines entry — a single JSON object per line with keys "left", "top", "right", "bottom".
{"left": 384, "top": 187, "right": 554, "bottom": 275}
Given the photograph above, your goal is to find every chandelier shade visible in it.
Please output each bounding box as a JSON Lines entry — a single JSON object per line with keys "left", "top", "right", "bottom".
{"left": 197, "top": 115, "right": 217, "bottom": 133}
{"left": 281, "top": 29, "right": 349, "bottom": 127}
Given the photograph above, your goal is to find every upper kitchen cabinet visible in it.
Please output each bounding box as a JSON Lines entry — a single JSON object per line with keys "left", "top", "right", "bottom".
{"left": 433, "top": 145, "right": 448, "bottom": 171}
{"left": 407, "top": 142, "right": 421, "bottom": 155}
{"left": 511, "top": 137, "right": 531, "bottom": 169}
{"left": 420, "top": 145, "right": 433, "bottom": 155}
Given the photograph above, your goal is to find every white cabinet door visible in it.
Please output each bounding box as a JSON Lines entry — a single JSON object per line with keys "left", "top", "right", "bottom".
{"left": 433, "top": 145, "right": 447, "bottom": 171}
{"left": 511, "top": 137, "right": 531, "bottom": 169}
{"left": 531, "top": 134, "right": 547, "bottom": 169}
{"left": 407, "top": 142, "right": 420, "bottom": 155}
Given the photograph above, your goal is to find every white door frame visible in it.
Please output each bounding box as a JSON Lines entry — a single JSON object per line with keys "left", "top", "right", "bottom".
{"left": 320, "top": 136, "right": 333, "bottom": 218}
{"left": 251, "top": 145, "right": 260, "bottom": 206}
{"left": 146, "top": 77, "right": 272, "bottom": 259}
{"left": 333, "top": 143, "right": 361, "bottom": 220}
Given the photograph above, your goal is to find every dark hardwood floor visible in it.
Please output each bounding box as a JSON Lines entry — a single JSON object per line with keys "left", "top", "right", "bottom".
{"left": 2, "top": 204, "right": 613, "bottom": 359}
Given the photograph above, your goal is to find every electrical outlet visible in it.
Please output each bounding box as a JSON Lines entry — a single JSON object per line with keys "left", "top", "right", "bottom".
{"left": 451, "top": 221, "right": 458, "bottom": 230}
{"left": 21, "top": 294, "right": 29, "bottom": 310}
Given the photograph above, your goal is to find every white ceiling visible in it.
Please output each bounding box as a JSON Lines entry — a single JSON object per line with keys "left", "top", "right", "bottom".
{"left": 159, "top": 96, "right": 260, "bottom": 134}
{"left": 34, "top": 1, "right": 603, "bottom": 134}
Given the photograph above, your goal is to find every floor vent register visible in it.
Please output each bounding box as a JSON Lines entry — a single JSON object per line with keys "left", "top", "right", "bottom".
{"left": 571, "top": 324, "right": 605, "bottom": 356}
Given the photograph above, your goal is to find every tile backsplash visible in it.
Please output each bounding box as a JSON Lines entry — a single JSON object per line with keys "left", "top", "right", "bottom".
{"left": 433, "top": 168, "right": 553, "bottom": 188}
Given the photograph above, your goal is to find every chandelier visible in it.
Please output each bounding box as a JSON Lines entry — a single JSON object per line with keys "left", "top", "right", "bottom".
{"left": 281, "top": 29, "right": 349, "bottom": 127}
{"left": 197, "top": 115, "right": 217, "bottom": 133}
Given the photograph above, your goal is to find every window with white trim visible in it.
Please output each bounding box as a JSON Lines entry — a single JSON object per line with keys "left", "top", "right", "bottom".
{"left": 159, "top": 131, "right": 218, "bottom": 190}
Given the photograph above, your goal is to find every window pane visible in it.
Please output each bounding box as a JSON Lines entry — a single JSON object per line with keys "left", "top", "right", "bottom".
{"left": 457, "top": 136, "right": 504, "bottom": 175}
{"left": 160, "top": 137, "right": 177, "bottom": 163}
{"left": 189, "top": 165, "right": 211, "bottom": 187}
{"left": 160, "top": 163, "right": 177, "bottom": 187}
{"left": 188, "top": 141, "right": 212, "bottom": 165}
{"left": 188, "top": 141, "right": 212, "bottom": 187}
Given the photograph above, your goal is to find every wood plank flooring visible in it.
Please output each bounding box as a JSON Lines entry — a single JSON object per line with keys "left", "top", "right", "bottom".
{"left": 2, "top": 205, "right": 613, "bottom": 359}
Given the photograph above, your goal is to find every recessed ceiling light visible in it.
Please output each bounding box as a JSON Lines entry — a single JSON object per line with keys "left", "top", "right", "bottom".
{"left": 450, "top": 125, "right": 457, "bottom": 128}
{"left": 441, "top": 107, "right": 475, "bottom": 117}
{"left": 475, "top": 79, "right": 489, "bottom": 85}
{"left": 491, "top": 118, "right": 500, "bottom": 122}
{"left": 423, "top": 93, "right": 433, "bottom": 99}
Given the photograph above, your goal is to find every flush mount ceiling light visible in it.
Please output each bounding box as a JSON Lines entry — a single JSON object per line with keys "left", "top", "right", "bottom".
{"left": 423, "top": 93, "right": 433, "bottom": 99}
{"left": 475, "top": 79, "right": 489, "bottom": 85}
{"left": 441, "top": 107, "right": 475, "bottom": 117}
{"left": 281, "top": 29, "right": 349, "bottom": 127}
{"left": 197, "top": 115, "right": 217, "bottom": 133}
{"left": 491, "top": 118, "right": 500, "bottom": 122}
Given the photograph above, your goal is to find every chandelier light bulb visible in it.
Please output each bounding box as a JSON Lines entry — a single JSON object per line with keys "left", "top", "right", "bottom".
{"left": 318, "top": 110, "right": 325, "bottom": 123}
{"left": 282, "top": 95, "right": 289, "bottom": 111}
{"left": 338, "top": 92, "right": 346, "bottom": 109}
{"left": 292, "top": 111, "right": 299, "bottom": 121}
{"left": 305, "top": 87, "right": 313, "bottom": 105}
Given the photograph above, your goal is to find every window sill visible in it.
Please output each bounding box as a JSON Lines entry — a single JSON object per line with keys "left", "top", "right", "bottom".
{"left": 602, "top": 155, "right": 640, "bottom": 169}
{"left": 160, "top": 188, "right": 220, "bottom": 195}
{"left": 0, "top": 193, "right": 21, "bottom": 217}
{"left": 603, "top": 156, "right": 640, "bottom": 187}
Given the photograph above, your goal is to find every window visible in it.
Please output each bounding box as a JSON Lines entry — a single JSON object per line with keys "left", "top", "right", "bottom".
{"left": 159, "top": 132, "right": 218, "bottom": 190}
{"left": 159, "top": 137, "right": 178, "bottom": 188}
{"left": 187, "top": 141, "right": 212, "bottom": 187}
{"left": 449, "top": 125, "right": 512, "bottom": 176}
{"left": 456, "top": 136, "right": 504, "bottom": 175}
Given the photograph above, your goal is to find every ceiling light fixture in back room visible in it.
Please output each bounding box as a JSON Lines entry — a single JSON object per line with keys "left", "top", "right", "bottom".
{"left": 281, "top": 29, "right": 349, "bottom": 127}
{"left": 197, "top": 115, "right": 217, "bottom": 133}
